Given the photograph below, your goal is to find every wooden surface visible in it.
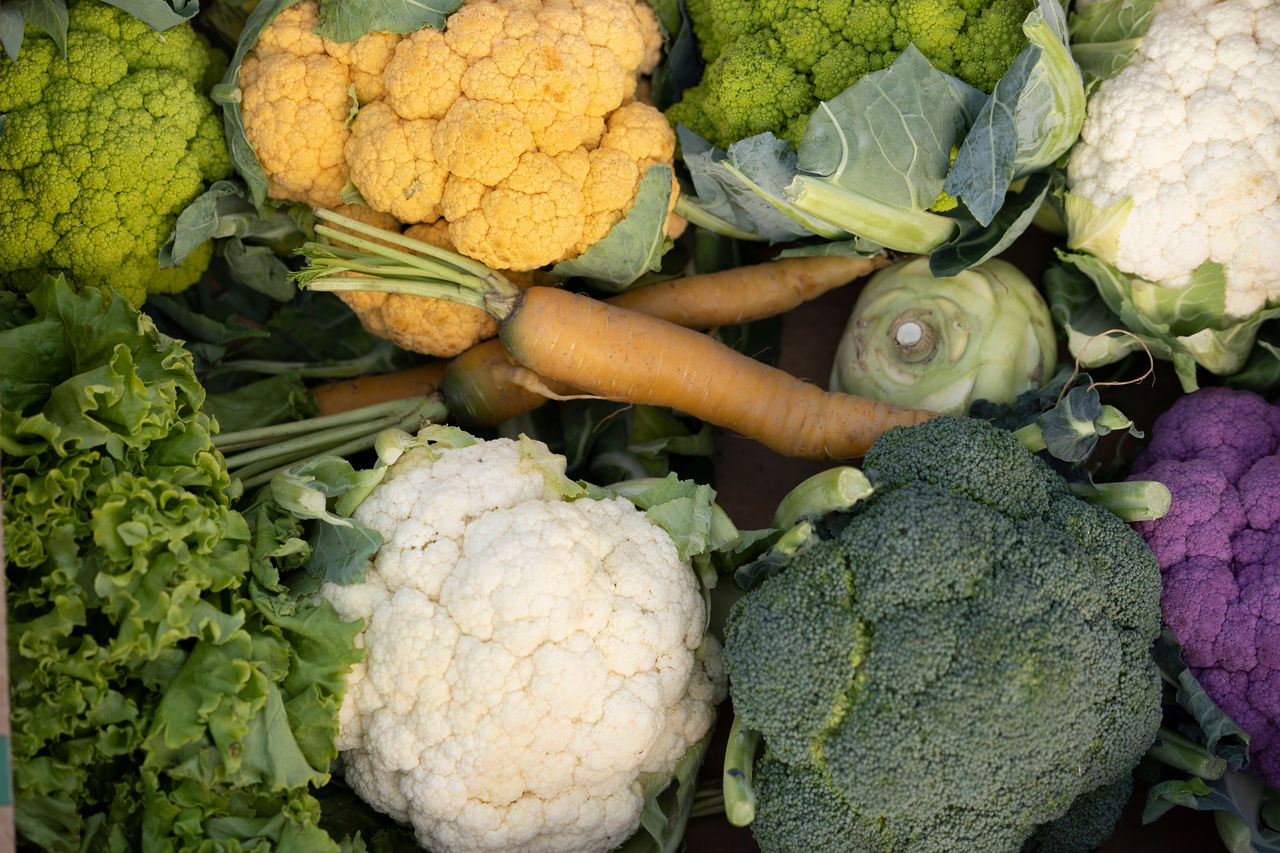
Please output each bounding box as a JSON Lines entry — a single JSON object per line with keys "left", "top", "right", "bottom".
{"left": 704, "top": 235, "right": 1224, "bottom": 852}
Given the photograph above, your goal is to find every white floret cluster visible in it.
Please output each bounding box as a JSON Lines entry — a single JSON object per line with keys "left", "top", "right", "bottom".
{"left": 322, "top": 436, "right": 726, "bottom": 853}
{"left": 1066, "top": 0, "right": 1280, "bottom": 318}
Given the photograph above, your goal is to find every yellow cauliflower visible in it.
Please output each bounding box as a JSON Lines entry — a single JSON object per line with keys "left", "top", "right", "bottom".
{"left": 238, "top": 2, "right": 402, "bottom": 207}
{"left": 238, "top": 0, "right": 679, "bottom": 272}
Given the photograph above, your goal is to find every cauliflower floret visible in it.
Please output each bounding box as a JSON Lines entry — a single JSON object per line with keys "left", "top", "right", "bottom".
{"left": 238, "top": 1, "right": 402, "bottom": 207}
{"left": 323, "top": 436, "right": 726, "bottom": 853}
{"left": 1065, "top": 0, "right": 1280, "bottom": 319}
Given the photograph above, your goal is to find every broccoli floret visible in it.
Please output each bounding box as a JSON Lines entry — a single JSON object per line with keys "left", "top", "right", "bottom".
{"left": 667, "top": 0, "right": 1035, "bottom": 149}
{"left": 0, "top": 0, "right": 231, "bottom": 305}
{"left": 722, "top": 417, "right": 1164, "bottom": 853}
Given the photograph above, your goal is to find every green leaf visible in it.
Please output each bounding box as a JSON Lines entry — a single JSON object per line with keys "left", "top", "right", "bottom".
{"left": 1069, "top": 0, "right": 1157, "bottom": 86}
{"left": 102, "top": 0, "right": 198, "bottom": 30}
{"left": 204, "top": 373, "right": 317, "bottom": 434}
{"left": 313, "top": 0, "right": 463, "bottom": 40}
{"left": 797, "top": 45, "right": 978, "bottom": 214}
{"left": 676, "top": 127, "right": 837, "bottom": 242}
{"left": 948, "top": 0, "right": 1086, "bottom": 224}
{"left": 929, "top": 170, "right": 1050, "bottom": 276}
{"left": 551, "top": 163, "right": 674, "bottom": 290}
{"left": 1054, "top": 251, "right": 1280, "bottom": 384}
{"left": 2, "top": 0, "right": 68, "bottom": 62}
{"left": 945, "top": 45, "right": 1038, "bottom": 225}
{"left": 216, "top": 0, "right": 305, "bottom": 207}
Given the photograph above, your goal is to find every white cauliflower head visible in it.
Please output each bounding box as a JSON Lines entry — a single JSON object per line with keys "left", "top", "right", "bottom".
{"left": 322, "top": 435, "right": 725, "bottom": 853}
{"left": 1065, "top": 0, "right": 1280, "bottom": 319}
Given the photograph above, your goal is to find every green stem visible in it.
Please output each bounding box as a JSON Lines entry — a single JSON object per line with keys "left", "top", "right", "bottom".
{"left": 674, "top": 194, "right": 768, "bottom": 242}
{"left": 688, "top": 782, "right": 726, "bottom": 820}
{"left": 1146, "top": 726, "right": 1228, "bottom": 781}
{"left": 1068, "top": 479, "right": 1171, "bottom": 522}
{"left": 723, "top": 714, "right": 763, "bottom": 827}
{"left": 205, "top": 346, "right": 398, "bottom": 380}
{"left": 785, "top": 174, "right": 957, "bottom": 253}
{"left": 313, "top": 208, "right": 502, "bottom": 282}
{"left": 772, "top": 466, "right": 873, "bottom": 529}
{"left": 223, "top": 396, "right": 448, "bottom": 490}
{"left": 290, "top": 208, "right": 522, "bottom": 315}
{"left": 215, "top": 396, "right": 434, "bottom": 452}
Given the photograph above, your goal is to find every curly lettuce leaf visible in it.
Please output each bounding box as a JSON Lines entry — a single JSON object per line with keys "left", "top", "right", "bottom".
{"left": 1, "top": 277, "right": 360, "bottom": 853}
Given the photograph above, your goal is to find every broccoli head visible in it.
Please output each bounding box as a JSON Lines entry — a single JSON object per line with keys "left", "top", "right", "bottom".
{"left": 0, "top": 0, "right": 231, "bottom": 305}
{"left": 668, "top": 0, "right": 1035, "bottom": 149}
{"left": 723, "top": 416, "right": 1164, "bottom": 853}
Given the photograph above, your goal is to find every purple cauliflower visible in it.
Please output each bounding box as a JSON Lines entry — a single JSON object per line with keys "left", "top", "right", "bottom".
{"left": 1128, "top": 386, "right": 1280, "bottom": 787}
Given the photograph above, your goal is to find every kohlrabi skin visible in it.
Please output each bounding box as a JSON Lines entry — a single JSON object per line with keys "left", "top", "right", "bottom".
{"left": 830, "top": 256, "right": 1057, "bottom": 415}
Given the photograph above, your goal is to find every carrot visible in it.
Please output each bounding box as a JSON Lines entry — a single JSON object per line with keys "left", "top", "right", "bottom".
{"left": 607, "top": 253, "right": 890, "bottom": 327}
{"left": 441, "top": 253, "right": 890, "bottom": 426}
{"left": 309, "top": 361, "right": 448, "bottom": 415}
{"left": 295, "top": 209, "right": 935, "bottom": 459}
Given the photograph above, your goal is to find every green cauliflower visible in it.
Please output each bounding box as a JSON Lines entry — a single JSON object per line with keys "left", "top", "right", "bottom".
{"left": 722, "top": 416, "right": 1164, "bottom": 853}
{"left": 668, "top": 0, "right": 1036, "bottom": 149}
{"left": 0, "top": 0, "right": 231, "bottom": 305}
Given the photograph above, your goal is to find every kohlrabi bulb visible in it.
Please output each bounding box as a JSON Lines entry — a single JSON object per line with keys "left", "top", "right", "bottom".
{"left": 830, "top": 256, "right": 1058, "bottom": 415}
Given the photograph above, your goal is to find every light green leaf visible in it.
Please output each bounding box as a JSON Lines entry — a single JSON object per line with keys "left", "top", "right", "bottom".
{"left": 797, "top": 45, "right": 972, "bottom": 213}
{"left": 551, "top": 164, "right": 674, "bottom": 290}
{"left": 1069, "top": 0, "right": 1157, "bottom": 86}
{"left": 314, "top": 0, "right": 463, "bottom": 40}
{"left": 1063, "top": 190, "right": 1131, "bottom": 262}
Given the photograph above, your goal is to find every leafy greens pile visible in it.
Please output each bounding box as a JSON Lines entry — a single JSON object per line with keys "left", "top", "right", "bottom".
{"left": 0, "top": 277, "right": 361, "bottom": 852}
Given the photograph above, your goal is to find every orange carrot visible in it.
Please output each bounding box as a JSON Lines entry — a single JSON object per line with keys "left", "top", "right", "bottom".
{"left": 498, "top": 286, "right": 934, "bottom": 458}
{"left": 308, "top": 361, "right": 449, "bottom": 415}
{"left": 608, "top": 253, "right": 890, "bottom": 327}
{"left": 295, "top": 209, "right": 935, "bottom": 459}
{"left": 441, "top": 254, "right": 890, "bottom": 427}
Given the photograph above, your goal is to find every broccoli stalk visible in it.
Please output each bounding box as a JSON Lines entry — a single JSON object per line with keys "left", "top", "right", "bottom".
{"left": 723, "top": 715, "right": 763, "bottom": 827}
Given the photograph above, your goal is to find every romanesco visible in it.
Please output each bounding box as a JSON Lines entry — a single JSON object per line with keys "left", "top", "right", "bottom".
{"left": 722, "top": 416, "right": 1164, "bottom": 853}
{"left": 0, "top": 0, "right": 231, "bottom": 305}
{"left": 667, "top": 0, "right": 1036, "bottom": 149}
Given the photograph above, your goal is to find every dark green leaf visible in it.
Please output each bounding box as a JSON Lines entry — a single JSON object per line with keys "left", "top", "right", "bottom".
{"left": 929, "top": 170, "right": 1050, "bottom": 276}
{"left": 204, "top": 373, "right": 317, "bottom": 433}
{"left": 945, "top": 45, "right": 1039, "bottom": 226}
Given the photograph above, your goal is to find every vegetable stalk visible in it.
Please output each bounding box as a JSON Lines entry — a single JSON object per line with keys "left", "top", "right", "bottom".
{"left": 215, "top": 394, "right": 447, "bottom": 489}
{"left": 722, "top": 714, "right": 763, "bottom": 827}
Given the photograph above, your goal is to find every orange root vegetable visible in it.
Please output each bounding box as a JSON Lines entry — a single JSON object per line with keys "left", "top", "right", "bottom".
{"left": 498, "top": 286, "right": 934, "bottom": 458}
{"left": 441, "top": 253, "right": 890, "bottom": 427}
{"left": 608, "top": 253, "right": 890, "bottom": 327}
{"left": 439, "top": 338, "right": 567, "bottom": 427}
{"left": 309, "top": 361, "right": 448, "bottom": 415}
{"left": 296, "top": 209, "right": 936, "bottom": 459}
